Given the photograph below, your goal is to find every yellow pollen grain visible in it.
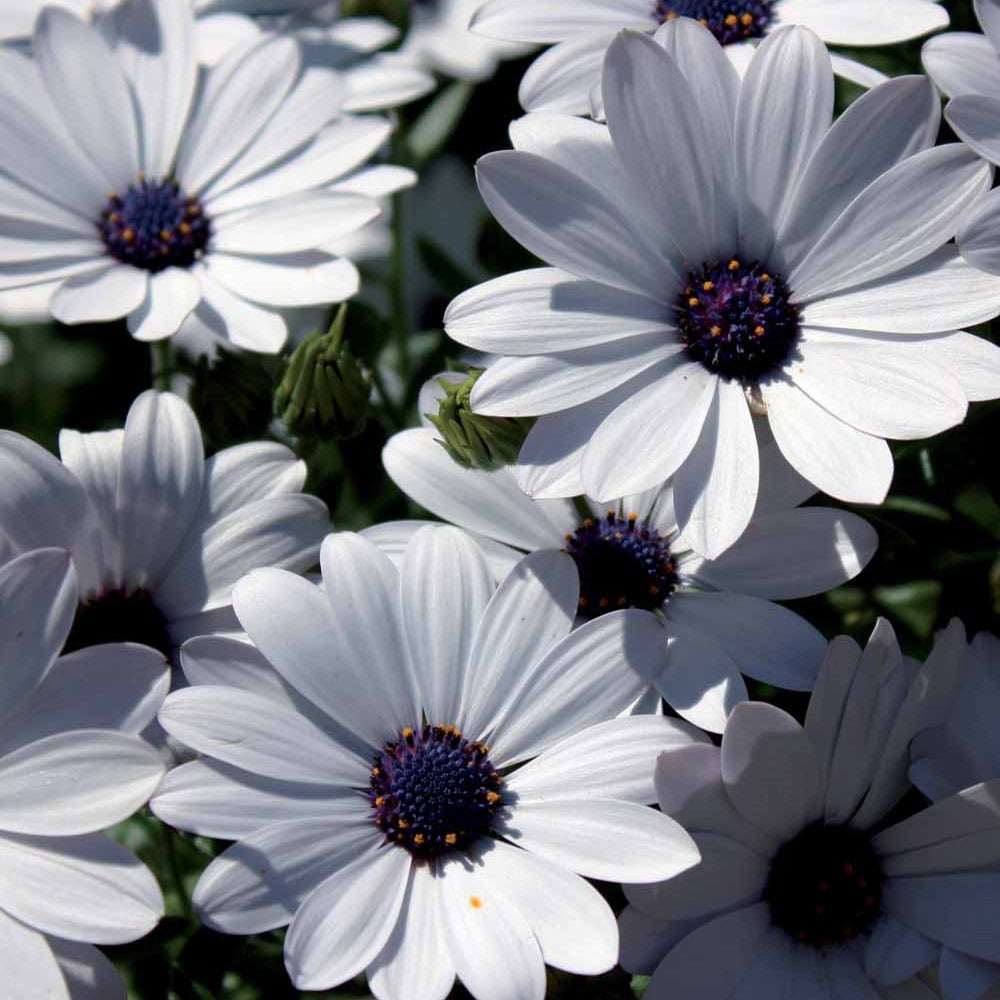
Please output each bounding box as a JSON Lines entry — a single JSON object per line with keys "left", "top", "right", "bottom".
{"left": 578, "top": 596, "right": 589, "bottom": 607}
{"left": 710, "top": 325, "right": 722, "bottom": 337}
{"left": 160, "top": 229, "right": 172, "bottom": 241}
{"left": 725, "top": 14, "right": 738, "bottom": 25}
{"left": 628, "top": 511, "right": 639, "bottom": 521}
{"left": 760, "top": 273, "right": 770, "bottom": 282}
{"left": 402, "top": 727, "right": 414, "bottom": 739}
{"left": 688, "top": 296, "right": 700, "bottom": 307}
{"left": 179, "top": 222, "right": 192, "bottom": 235}
{"left": 728, "top": 259, "right": 740, "bottom": 271}
{"left": 445, "top": 833, "right": 458, "bottom": 846}
{"left": 599, "top": 597, "right": 610, "bottom": 608}
{"left": 741, "top": 12, "right": 754, "bottom": 23}
{"left": 754, "top": 325, "right": 766, "bottom": 336}
{"left": 666, "top": 10, "right": 677, "bottom": 18}
{"left": 486, "top": 790, "right": 501, "bottom": 804}
{"left": 470, "top": 896, "right": 483, "bottom": 909}
{"left": 414, "top": 833, "right": 426, "bottom": 845}
{"left": 122, "top": 229, "right": 135, "bottom": 242}
{"left": 761, "top": 294, "right": 772, "bottom": 305}
{"left": 702, "top": 280, "right": 715, "bottom": 291}
{"left": 374, "top": 796, "right": 385, "bottom": 807}
{"left": 398, "top": 818, "right": 410, "bottom": 829}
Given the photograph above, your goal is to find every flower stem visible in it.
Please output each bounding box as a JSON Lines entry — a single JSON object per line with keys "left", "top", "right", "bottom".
{"left": 389, "top": 185, "right": 410, "bottom": 381}
{"left": 151, "top": 340, "right": 173, "bottom": 392}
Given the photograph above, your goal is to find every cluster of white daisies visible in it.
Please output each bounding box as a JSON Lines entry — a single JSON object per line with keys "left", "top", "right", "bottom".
{"left": 3, "top": 0, "right": 1000, "bottom": 998}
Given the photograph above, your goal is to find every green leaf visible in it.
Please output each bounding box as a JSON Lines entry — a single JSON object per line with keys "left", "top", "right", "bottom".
{"left": 407, "top": 81, "right": 476, "bottom": 166}
{"left": 873, "top": 580, "right": 942, "bottom": 639}
{"left": 954, "top": 484, "right": 1000, "bottom": 540}
{"left": 631, "top": 975, "right": 651, "bottom": 998}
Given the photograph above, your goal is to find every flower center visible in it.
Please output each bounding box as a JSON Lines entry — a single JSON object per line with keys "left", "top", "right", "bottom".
{"left": 675, "top": 258, "right": 800, "bottom": 381}
{"left": 64, "top": 588, "right": 172, "bottom": 658}
{"left": 654, "top": 0, "right": 772, "bottom": 44}
{"left": 370, "top": 725, "right": 505, "bottom": 858}
{"left": 564, "top": 511, "right": 678, "bottom": 619}
{"left": 98, "top": 178, "right": 211, "bottom": 273}
{"left": 764, "top": 823, "right": 884, "bottom": 948}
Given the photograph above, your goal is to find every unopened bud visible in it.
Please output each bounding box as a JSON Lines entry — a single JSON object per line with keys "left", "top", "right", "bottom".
{"left": 427, "top": 368, "right": 533, "bottom": 471}
{"left": 275, "top": 304, "right": 371, "bottom": 440}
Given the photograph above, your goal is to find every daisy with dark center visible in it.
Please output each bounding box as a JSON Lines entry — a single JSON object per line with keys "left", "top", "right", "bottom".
{"left": 0, "top": 390, "right": 329, "bottom": 671}
{"left": 152, "top": 526, "right": 704, "bottom": 999}
{"left": 624, "top": 618, "right": 1000, "bottom": 999}
{"left": 0, "top": 0, "right": 415, "bottom": 350}
{"left": 471, "top": 0, "right": 949, "bottom": 114}
{"left": 372, "top": 400, "right": 876, "bottom": 731}
{"left": 446, "top": 23, "right": 1000, "bottom": 559}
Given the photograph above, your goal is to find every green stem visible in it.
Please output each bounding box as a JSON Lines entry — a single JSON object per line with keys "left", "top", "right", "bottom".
{"left": 158, "top": 819, "right": 192, "bottom": 919}
{"left": 389, "top": 185, "right": 410, "bottom": 381}
{"left": 151, "top": 340, "right": 172, "bottom": 392}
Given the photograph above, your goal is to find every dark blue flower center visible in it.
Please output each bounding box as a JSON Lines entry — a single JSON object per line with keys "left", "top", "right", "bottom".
{"left": 675, "top": 258, "right": 800, "bottom": 381}
{"left": 370, "top": 725, "right": 505, "bottom": 858}
{"left": 764, "top": 823, "right": 884, "bottom": 948}
{"left": 64, "top": 587, "right": 172, "bottom": 658}
{"left": 654, "top": 0, "right": 773, "bottom": 44}
{"left": 564, "top": 511, "right": 678, "bottom": 619}
{"left": 99, "top": 177, "right": 211, "bottom": 273}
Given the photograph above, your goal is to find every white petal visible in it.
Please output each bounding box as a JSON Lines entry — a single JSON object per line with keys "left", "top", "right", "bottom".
{"left": 946, "top": 93, "right": 1000, "bottom": 166}
{"left": 367, "top": 865, "right": 455, "bottom": 1000}
{"left": 185, "top": 266, "right": 288, "bottom": 352}
{"left": 49, "top": 938, "right": 125, "bottom": 1000}
{"left": 780, "top": 74, "right": 941, "bottom": 266}
{"left": 790, "top": 144, "right": 992, "bottom": 302}
{"left": 508, "top": 714, "right": 707, "bottom": 805}
{"left": 603, "top": 31, "right": 736, "bottom": 265}
{"left": 657, "top": 617, "right": 748, "bottom": 733}
{"left": 152, "top": 758, "right": 352, "bottom": 840}
{"left": 0, "top": 549, "right": 77, "bottom": 719}
{"left": 0, "top": 731, "right": 164, "bottom": 835}
{"left": 644, "top": 904, "right": 771, "bottom": 996}
{"left": 459, "top": 550, "right": 577, "bottom": 741}
{"left": 763, "top": 375, "right": 894, "bottom": 504}
{"left": 735, "top": 25, "right": 832, "bottom": 257}
{"left": 35, "top": 8, "right": 140, "bottom": 188}
{"left": 49, "top": 266, "right": 148, "bottom": 325}
{"left": 382, "top": 427, "right": 570, "bottom": 551}
{"left": 175, "top": 35, "right": 300, "bottom": 193}
{"left": 487, "top": 608, "right": 664, "bottom": 766}
{"left": 618, "top": 904, "right": 696, "bottom": 975}
{"left": 721, "top": 701, "right": 822, "bottom": 839}
{"left": 959, "top": 184, "right": 1000, "bottom": 276}
{"left": 205, "top": 252, "right": 360, "bottom": 307}
{"left": 285, "top": 847, "right": 411, "bottom": 992}
{"left": 472, "top": 1, "right": 648, "bottom": 44}
{"left": 668, "top": 591, "right": 826, "bottom": 690}
{"left": 118, "top": 390, "right": 204, "bottom": 588}
{"left": 126, "top": 268, "right": 201, "bottom": 342}
{"left": 864, "top": 917, "right": 939, "bottom": 987}
{"left": 200, "top": 441, "right": 306, "bottom": 517}
{"left": 400, "top": 526, "right": 494, "bottom": 725}
{"left": 922, "top": 32, "right": 1000, "bottom": 99}
{"left": 0, "top": 910, "right": 70, "bottom": 1000}
{"left": 938, "top": 947, "right": 1000, "bottom": 1000}
{"left": 158, "top": 685, "right": 367, "bottom": 785}
{"left": 476, "top": 839, "right": 618, "bottom": 976}
{"left": 582, "top": 361, "right": 716, "bottom": 501}
{"left": 673, "top": 377, "right": 759, "bottom": 559}
{"left": 691, "top": 507, "right": 878, "bottom": 599}
{"left": 113, "top": 0, "right": 198, "bottom": 177}
{"left": 475, "top": 149, "right": 674, "bottom": 301}
{"left": 501, "top": 797, "right": 699, "bottom": 883}
{"left": 445, "top": 267, "right": 672, "bottom": 355}
{"left": 518, "top": 35, "right": 618, "bottom": 115}
{"left": 438, "top": 852, "right": 546, "bottom": 1000}
{"left": 786, "top": 0, "right": 949, "bottom": 44}
{"left": 788, "top": 332, "right": 967, "bottom": 440}
{"left": 0, "top": 831, "right": 161, "bottom": 944}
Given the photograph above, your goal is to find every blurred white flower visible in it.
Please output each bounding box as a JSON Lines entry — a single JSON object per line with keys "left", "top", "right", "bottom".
{"left": 153, "top": 526, "right": 703, "bottom": 998}
{"left": 0, "top": 0, "right": 414, "bottom": 350}
{"left": 0, "top": 547, "right": 168, "bottom": 1000}
{"left": 446, "top": 23, "right": 1000, "bottom": 558}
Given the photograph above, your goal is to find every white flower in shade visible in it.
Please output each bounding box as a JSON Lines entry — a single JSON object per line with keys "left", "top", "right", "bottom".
{"left": 922, "top": 1, "right": 1000, "bottom": 281}
{"left": 0, "top": 390, "right": 329, "bottom": 667}
{"left": 472, "top": 0, "right": 949, "bottom": 113}
{"left": 151, "top": 526, "right": 703, "bottom": 999}
{"left": 905, "top": 630, "right": 1000, "bottom": 1000}
{"left": 445, "top": 23, "right": 1000, "bottom": 558}
{"left": 622, "top": 617, "right": 1000, "bottom": 1000}
{"left": 399, "top": 0, "right": 531, "bottom": 82}
{"left": 0, "top": 0, "right": 415, "bottom": 352}
{"left": 368, "top": 392, "right": 877, "bottom": 731}
{"left": 0, "top": 547, "right": 169, "bottom": 1000}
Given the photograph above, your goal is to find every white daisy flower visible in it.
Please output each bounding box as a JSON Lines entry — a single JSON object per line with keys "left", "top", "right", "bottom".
{"left": 399, "top": 0, "right": 532, "bottom": 82}
{"left": 0, "top": 390, "right": 329, "bottom": 667}
{"left": 923, "top": 2, "right": 1000, "bottom": 281}
{"left": 368, "top": 393, "right": 877, "bottom": 731}
{"left": 0, "top": 547, "right": 169, "bottom": 1000}
{"left": 624, "top": 617, "right": 1000, "bottom": 1000}
{"left": 472, "top": 0, "right": 949, "bottom": 114}
{"left": 151, "top": 525, "right": 703, "bottom": 998}
{"left": 0, "top": 0, "right": 413, "bottom": 351}
{"left": 445, "top": 23, "right": 1000, "bottom": 558}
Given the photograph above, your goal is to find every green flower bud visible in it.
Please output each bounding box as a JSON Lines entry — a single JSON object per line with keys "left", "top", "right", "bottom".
{"left": 427, "top": 368, "right": 534, "bottom": 471}
{"left": 275, "top": 305, "right": 371, "bottom": 441}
